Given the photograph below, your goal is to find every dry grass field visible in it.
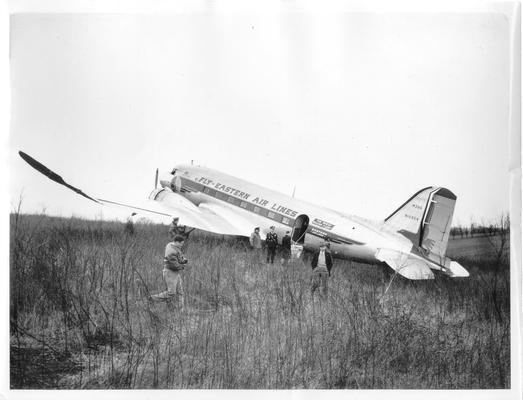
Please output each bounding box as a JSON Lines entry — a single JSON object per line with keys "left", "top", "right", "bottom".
{"left": 9, "top": 212, "right": 510, "bottom": 389}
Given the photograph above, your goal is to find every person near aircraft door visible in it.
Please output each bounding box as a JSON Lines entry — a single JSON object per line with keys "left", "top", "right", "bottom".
{"left": 265, "top": 226, "right": 278, "bottom": 264}
{"left": 150, "top": 235, "right": 188, "bottom": 308}
{"left": 281, "top": 231, "right": 292, "bottom": 266}
{"left": 311, "top": 241, "right": 333, "bottom": 297}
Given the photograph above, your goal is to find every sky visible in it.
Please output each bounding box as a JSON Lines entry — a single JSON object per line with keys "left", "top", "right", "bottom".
{"left": 8, "top": 11, "right": 512, "bottom": 226}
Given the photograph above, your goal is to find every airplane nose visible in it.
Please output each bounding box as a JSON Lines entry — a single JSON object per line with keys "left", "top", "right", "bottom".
{"left": 159, "top": 172, "right": 174, "bottom": 188}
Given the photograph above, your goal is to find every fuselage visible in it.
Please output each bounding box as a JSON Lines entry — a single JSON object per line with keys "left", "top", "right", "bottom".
{"left": 18, "top": 150, "right": 467, "bottom": 279}
{"left": 164, "top": 164, "right": 414, "bottom": 264}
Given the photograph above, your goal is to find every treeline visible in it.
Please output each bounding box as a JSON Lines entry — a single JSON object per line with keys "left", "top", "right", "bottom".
{"left": 450, "top": 215, "right": 510, "bottom": 239}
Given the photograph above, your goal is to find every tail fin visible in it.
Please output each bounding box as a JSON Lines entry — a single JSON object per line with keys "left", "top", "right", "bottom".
{"left": 385, "top": 187, "right": 457, "bottom": 265}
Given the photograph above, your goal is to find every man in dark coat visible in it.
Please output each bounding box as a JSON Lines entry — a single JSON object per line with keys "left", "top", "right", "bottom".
{"left": 265, "top": 226, "right": 278, "bottom": 264}
{"left": 281, "top": 231, "right": 292, "bottom": 266}
{"left": 311, "top": 241, "right": 334, "bottom": 297}
{"left": 125, "top": 212, "right": 137, "bottom": 235}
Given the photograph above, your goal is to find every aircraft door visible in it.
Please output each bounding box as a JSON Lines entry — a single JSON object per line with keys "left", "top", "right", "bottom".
{"left": 292, "top": 214, "right": 309, "bottom": 244}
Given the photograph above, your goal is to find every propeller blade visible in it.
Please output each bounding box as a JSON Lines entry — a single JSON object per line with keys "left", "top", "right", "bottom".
{"left": 18, "top": 151, "right": 101, "bottom": 204}
{"left": 155, "top": 168, "right": 159, "bottom": 189}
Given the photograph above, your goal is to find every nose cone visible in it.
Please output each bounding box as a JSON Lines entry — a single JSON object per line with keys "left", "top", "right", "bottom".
{"left": 159, "top": 172, "right": 174, "bottom": 189}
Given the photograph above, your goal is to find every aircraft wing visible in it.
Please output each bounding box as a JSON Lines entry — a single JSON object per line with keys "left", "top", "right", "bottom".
{"left": 148, "top": 188, "right": 248, "bottom": 236}
{"left": 18, "top": 151, "right": 249, "bottom": 237}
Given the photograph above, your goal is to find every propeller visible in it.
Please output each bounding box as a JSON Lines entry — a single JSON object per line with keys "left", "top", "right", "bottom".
{"left": 155, "top": 168, "right": 159, "bottom": 189}
{"left": 18, "top": 151, "right": 101, "bottom": 204}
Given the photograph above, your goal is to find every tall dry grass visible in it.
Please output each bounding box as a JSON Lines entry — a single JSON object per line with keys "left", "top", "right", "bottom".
{"left": 10, "top": 212, "right": 510, "bottom": 389}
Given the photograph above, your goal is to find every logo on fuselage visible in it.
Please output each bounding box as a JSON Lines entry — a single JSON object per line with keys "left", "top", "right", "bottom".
{"left": 312, "top": 218, "right": 335, "bottom": 231}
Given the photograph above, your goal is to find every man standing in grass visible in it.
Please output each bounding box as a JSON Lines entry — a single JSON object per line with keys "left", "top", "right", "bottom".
{"left": 311, "top": 241, "right": 333, "bottom": 298}
{"left": 150, "top": 235, "right": 188, "bottom": 309}
{"left": 249, "top": 227, "right": 262, "bottom": 261}
{"left": 281, "top": 230, "right": 292, "bottom": 266}
{"left": 250, "top": 227, "right": 262, "bottom": 249}
{"left": 125, "top": 212, "right": 137, "bottom": 235}
{"left": 265, "top": 226, "right": 278, "bottom": 264}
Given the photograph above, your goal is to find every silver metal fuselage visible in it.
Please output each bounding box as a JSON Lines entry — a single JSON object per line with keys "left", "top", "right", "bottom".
{"left": 166, "top": 165, "right": 414, "bottom": 264}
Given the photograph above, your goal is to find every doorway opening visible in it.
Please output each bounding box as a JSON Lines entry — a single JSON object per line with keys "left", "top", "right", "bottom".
{"left": 292, "top": 214, "right": 309, "bottom": 244}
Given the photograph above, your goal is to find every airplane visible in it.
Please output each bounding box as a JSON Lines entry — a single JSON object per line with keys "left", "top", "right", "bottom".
{"left": 18, "top": 151, "right": 469, "bottom": 280}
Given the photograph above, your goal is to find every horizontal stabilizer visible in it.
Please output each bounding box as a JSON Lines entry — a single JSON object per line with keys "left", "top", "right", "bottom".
{"left": 444, "top": 261, "right": 470, "bottom": 278}
{"left": 376, "top": 248, "right": 434, "bottom": 280}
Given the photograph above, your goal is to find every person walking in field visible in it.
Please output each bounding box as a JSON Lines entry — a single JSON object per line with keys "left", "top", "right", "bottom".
{"left": 311, "top": 241, "right": 333, "bottom": 298}
{"left": 265, "top": 226, "right": 278, "bottom": 264}
{"left": 249, "top": 227, "right": 262, "bottom": 262}
{"left": 150, "top": 235, "right": 188, "bottom": 309}
{"left": 281, "top": 230, "right": 292, "bottom": 266}
{"left": 125, "top": 212, "right": 137, "bottom": 235}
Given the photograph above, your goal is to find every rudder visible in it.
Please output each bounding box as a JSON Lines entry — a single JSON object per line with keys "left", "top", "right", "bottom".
{"left": 385, "top": 187, "right": 457, "bottom": 266}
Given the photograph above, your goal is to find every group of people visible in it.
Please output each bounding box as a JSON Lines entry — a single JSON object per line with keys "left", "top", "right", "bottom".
{"left": 249, "top": 226, "right": 333, "bottom": 297}
{"left": 249, "top": 226, "right": 293, "bottom": 265}
{"left": 150, "top": 218, "right": 334, "bottom": 309}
